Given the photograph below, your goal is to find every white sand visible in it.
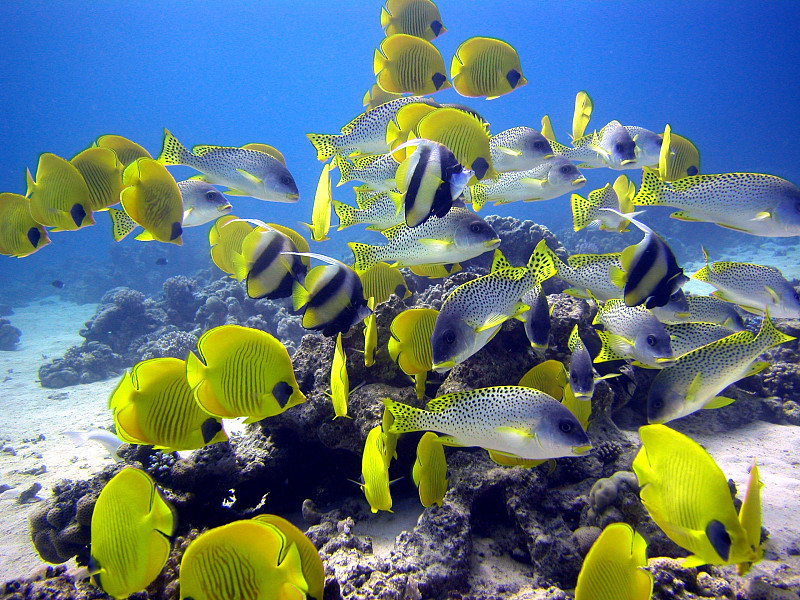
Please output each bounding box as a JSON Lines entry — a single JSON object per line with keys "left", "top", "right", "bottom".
{"left": 0, "top": 298, "right": 118, "bottom": 580}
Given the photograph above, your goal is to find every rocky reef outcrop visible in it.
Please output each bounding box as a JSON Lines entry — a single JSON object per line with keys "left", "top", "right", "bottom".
{"left": 0, "top": 318, "right": 22, "bottom": 351}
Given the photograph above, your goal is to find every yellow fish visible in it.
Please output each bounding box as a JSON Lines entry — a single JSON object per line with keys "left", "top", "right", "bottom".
{"left": 387, "top": 307, "right": 438, "bottom": 399}
{"left": 382, "top": 405, "right": 399, "bottom": 469}
{"left": 89, "top": 467, "right": 175, "bottom": 599}
{"left": 450, "top": 37, "right": 527, "bottom": 100}
{"left": 109, "top": 357, "right": 227, "bottom": 452}
{"left": 363, "top": 82, "right": 403, "bottom": 111}
{"left": 575, "top": 523, "right": 653, "bottom": 600}
{"left": 374, "top": 34, "right": 450, "bottom": 95}
{"left": 517, "top": 360, "right": 568, "bottom": 400}
{"left": 240, "top": 142, "right": 287, "bottom": 165}
{"left": 364, "top": 297, "right": 378, "bottom": 367}
{"left": 632, "top": 424, "right": 763, "bottom": 570}
{"left": 361, "top": 425, "right": 393, "bottom": 513}
{"left": 120, "top": 157, "right": 183, "bottom": 245}
{"left": 380, "top": 0, "right": 446, "bottom": 41}
{"left": 70, "top": 147, "right": 125, "bottom": 212}
{"left": 26, "top": 153, "right": 94, "bottom": 231}
{"left": 251, "top": 514, "right": 325, "bottom": 600}
{"left": 209, "top": 214, "right": 254, "bottom": 276}
{"left": 358, "top": 262, "right": 411, "bottom": 304}
{"left": 185, "top": 325, "right": 305, "bottom": 423}
{"left": 386, "top": 102, "right": 439, "bottom": 152}
{"left": 413, "top": 431, "right": 448, "bottom": 507}
{"left": 179, "top": 519, "right": 308, "bottom": 600}
{"left": 408, "top": 262, "right": 461, "bottom": 278}
{"left": 328, "top": 333, "right": 352, "bottom": 419}
{"left": 94, "top": 134, "right": 152, "bottom": 167}
{"left": 304, "top": 162, "right": 333, "bottom": 242}
{"left": 415, "top": 107, "right": 497, "bottom": 182}
{"left": 0, "top": 193, "right": 50, "bottom": 257}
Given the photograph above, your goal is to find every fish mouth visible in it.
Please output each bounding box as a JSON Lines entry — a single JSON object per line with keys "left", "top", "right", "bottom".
{"left": 572, "top": 444, "right": 592, "bottom": 455}
{"left": 571, "top": 177, "right": 587, "bottom": 185}
{"left": 219, "top": 204, "right": 233, "bottom": 212}
{"left": 572, "top": 391, "right": 592, "bottom": 401}
{"left": 674, "top": 311, "right": 690, "bottom": 319}
{"left": 432, "top": 360, "right": 456, "bottom": 372}
{"left": 542, "top": 153, "right": 555, "bottom": 159}
{"left": 655, "top": 357, "right": 677, "bottom": 366}
{"left": 286, "top": 192, "right": 300, "bottom": 200}
{"left": 483, "top": 237, "right": 502, "bottom": 248}
{"left": 620, "top": 159, "right": 636, "bottom": 166}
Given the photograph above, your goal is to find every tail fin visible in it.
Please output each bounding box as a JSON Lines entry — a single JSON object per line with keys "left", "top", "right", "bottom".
{"left": 306, "top": 133, "right": 338, "bottom": 162}
{"left": 108, "top": 207, "right": 137, "bottom": 241}
{"left": 470, "top": 184, "right": 488, "bottom": 211}
{"left": 529, "top": 240, "right": 557, "bottom": 286}
{"left": 570, "top": 191, "right": 599, "bottom": 232}
{"left": 756, "top": 312, "right": 795, "bottom": 348}
{"left": 382, "top": 397, "right": 425, "bottom": 434}
{"left": 349, "top": 241, "right": 380, "bottom": 273}
{"left": 334, "top": 155, "right": 354, "bottom": 186}
{"left": 633, "top": 167, "right": 665, "bottom": 206}
{"left": 537, "top": 240, "right": 569, "bottom": 279}
{"left": 156, "top": 129, "right": 190, "bottom": 166}
{"left": 567, "top": 324, "right": 581, "bottom": 352}
{"left": 541, "top": 114, "right": 556, "bottom": 142}
{"left": 333, "top": 200, "right": 358, "bottom": 230}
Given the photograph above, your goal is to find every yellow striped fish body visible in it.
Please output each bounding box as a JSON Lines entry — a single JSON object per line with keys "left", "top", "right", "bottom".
{"left": 329, "top": 333, "right": 351, "bottom": 418}
{"left": 381, "top": 406, "right": 399, "bottom": 468}
{"left": 232, "top": 225, "right": 308, "bottom": 300}
{"left": 109, "top": 357, "right": 227, "bottom": 452}
{"left": 380, "top": 0, "right": 446, "bottom": 41}
{"left": 633, "top": 424, "right": 762, "bottom": 569}
{"left": 373, "top": 34, "right": 450, "bottom": 96}
{"left": 359, "top": 262, "right": 410, "bottom": 304}
{"left": 450, "top": 36, "right": 527, "bottom": 100}
{"left": 26, "top": 153, "right": 94, "bottom": 231}
{"left": 364, "top": 297, "right": 378, "bottom": 367}
{"left": 178, "top": 520, "right": 308, "bottom": 600}
{"left": 94, "top": 134, "right": 152, "bottom": 167}
{"left": 413, "top": 431, "right": 448, "bottom": 507}
{"left": 575, "top": 523, "right": 653, "bottom": 600}
{"left": 416, "top": 107, "right": 496, "bottom": 182}
{"left": 0, "top": 193, "right": 50, "bottom": 257}
{"left": 388, "top": 307, "right": 437, "bottom": 377}
{"left": 658, "top": 124, "right": 701, "bottom": 181}
{"left": 303, "top": 162, "right": 332, "bottom": 241}
{"left": 361, "top": 425, "right": 393, "bottom": 512}
{"left": 386, "top": 102, "right": 439, "bottom": 153}
{"left": 90, "top": 467, "right": 175, "bottom": 599}
{"left": 120, "top": 157, "right": 183, "bottom": 245}
{"left": 363, "top": 82, "right": 403, "bottom": 111}
{"left": 70, "top": 147, "right": 125, "bottom": 212}
{"left": 209, "top": 214, "right": 254, "bottom": 276}
{"left": 517, "top": 360, "right": 567, "bottom": 400}
{"left": 185, "top": 325, "right": 305, "bottom": 423}
{"left": 251, "top": 514, "right": 325, "bottom": 600}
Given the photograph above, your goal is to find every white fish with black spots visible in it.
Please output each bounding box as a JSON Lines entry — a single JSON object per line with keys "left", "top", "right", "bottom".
{"left": 550, "top": 120, "right": 637, "bottom": 170}
{"left": 490, "top": 126, "right": 554, "bottom": 173}
{"left": 652, "top": 295, "right": 745, "bottom": 330}
{"left": 540, "top": 244, "right": 623, "bottom": 302}
{"left": 592, "top": 298, "right": 675, "bottom": 368}
{"left": 178, "top": 180, "right": 232, "bottom": 227}
{"left": 334, "top": 152, "right": 398, "bottom": 192}
{"left": 333, "top": 191, "right": 403, "bottom": 231}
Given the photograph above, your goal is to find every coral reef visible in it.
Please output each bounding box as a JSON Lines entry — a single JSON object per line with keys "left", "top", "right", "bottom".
{"left": 0, "top": 318, "right": 22, "bottom": 350}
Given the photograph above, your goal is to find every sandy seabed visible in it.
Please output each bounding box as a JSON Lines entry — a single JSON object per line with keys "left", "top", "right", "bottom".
{"left": 1, "top": 295, "right": 799, "bottom": 589}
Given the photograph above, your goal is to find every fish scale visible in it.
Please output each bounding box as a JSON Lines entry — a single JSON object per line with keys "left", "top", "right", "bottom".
{"left": 543, "top": 244, "right": 622, "bottom": 301}
{"left": 333, "top": 192, "right": 403, "bottom": 230}
{"left": 489, "top": 126, "right": 553, "bottom": 172}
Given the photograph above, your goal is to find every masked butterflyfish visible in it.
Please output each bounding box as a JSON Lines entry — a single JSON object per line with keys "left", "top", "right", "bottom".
{"left": 89, "top": 467, "right": 175, "bottom": 599}
{"left": 386, "top": 102, "right": 439, "bottom": 153}
{"left": 633, "top": 424, "right": 763, "bottom": 570}
{"left": 306, "top": 96, "right": 438, "bottom": 161}
{"left": 94, "top": 134, "right": 152, "bottom": 167}
{"left": 26, "top": 153, "right": 94, "bottom": 231}
{"left": 388, "top": 307, "right": 438, "bottom": 398}
{"left": 70, "top": 147, "right": 125, "bottom": 212}
{"left": 413, "top": 431, "right": 448, "bottom": 507}
{"left": 373, "top": 34, "right": 450, "bottom": 95}
{"left": 109, "top": 357, "right": 227, "bottom": 452}
{"left": 490, "top": 126, "right": 554, "bottom": 173}
{"left": 431, "top": 242, "right": 555, "bottom": 370}
{"left": 518, "top": 360, "right": 568, "bottom": 400}
{"left": 208, "top": 214, "right": 254, "bottom": 276}
{"left": 361, "top": 424, "right": 394, "bottom": 513}
{"left": 157, "top": 129, "right": 299, "bottom": 203}
{"left": 393, "top": 138, "right": 472, "bottom": 227}
{"left": 358, "top": 262, "right": 411, "bottom": 304}
{"left": 647, "top": 312, "right": 793, "bottom": 424}
{"left": 692, "top": 249, "right": 800, "bottom": 318}
{"left": 380, "top": 0, "right": 446, "bottom": 41}
{"left": 119, "top": 157, "right": 183, "bottom": 245}
{"left": 450, "top": 36, "right": 527, "bottom": 100}
{"left": 363, "top": 82, "right": 403, "bottom": 111}
{"left": 185, "top": 324, "right": 305, "bottom": 423}
{"left": 348, "top": 206, "right": 499, "bottom": 272}
{"left": 384, "top": 386, "right": 590, "bottom": 460}
{"left": 0, "top": 193, "right": 50, "bottom": 257}
{"left": 251, "top": 514, "right": 325, "bottom": 600}
{"left": 178, "top": 519, "right": 309, "bottom": 600}
{"left": 364, "top": 297, "right": 378, "bottom": 367}
{"left": 574, "top": 522, "right": 653, "bottom": 600}
{"left": 290, "top": 252, "right": 372, "bottom": 337}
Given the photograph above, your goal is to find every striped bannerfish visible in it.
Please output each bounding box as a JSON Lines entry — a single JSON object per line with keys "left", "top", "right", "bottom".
{"left": 185, "top": 325, "right": 305, "bottom": 423}
{"left": 89, "top": 467, "right": 175, "bottom": 598}
{"left": 178, "top": 520, "right": 309, "bottom": 599}
{"left": 109, "top": 357, "right": 227, "bottom": 452}
{"left": 606, "top": 210, "right": 688, "bottom": 310}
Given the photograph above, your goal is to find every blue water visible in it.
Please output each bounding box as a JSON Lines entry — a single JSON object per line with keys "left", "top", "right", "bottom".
{"left": 2, "top": 0, "right": 800, "bottom": 301}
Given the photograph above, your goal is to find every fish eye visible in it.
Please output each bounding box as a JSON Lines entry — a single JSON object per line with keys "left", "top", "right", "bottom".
{"left": 469, "top": 223, "right": 483, "bottom": 233}
{"left": 651, "top": 398, "right": 664, "bottom": 411}
{"left": 615, "top": 143, "right": 624, "bottom": 152}
{"left": 205, "top": 191, "right": 219, "bottom": 200}
{"left": 280, "top": 174, "right": 293, "bottom": 186}
{"left": 533, "top": 141, "right": 546, "bottom": 151}
{"left": 646, "top": 334, "right": 657, "bottom": 347}
{"left": 559, "top": 165, "right": 573, "bottom": 174}
{"left": 794, "top": 291, "right": 800, "bottom": 302}
{"left": 443, "top": 330, "right": 456, "bottom": 345}
{"left": 559, "top": 420, "right": 573, "bottom": 433}
{"left": 570, "top": 372, "right": 578, "bottom": 382}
